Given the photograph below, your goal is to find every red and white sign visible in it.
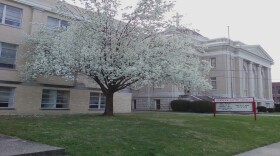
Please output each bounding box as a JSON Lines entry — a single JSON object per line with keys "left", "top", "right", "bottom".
{"left": 214, "top": 97, "right": 254, "bottom": 103}
{"left": 213, "top": 97, "right": 256, "bottom": 121}
{"left": 216, "top": 103, "right": 252, "bottom": 112}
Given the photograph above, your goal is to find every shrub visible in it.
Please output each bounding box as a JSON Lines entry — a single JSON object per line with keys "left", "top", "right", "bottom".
{"left": 170, "top": 100, "right": 213, "bottom": 113}
{"left": 275, "top": 104, "right": 280, "bottom": 108}
{"left": 275, "top": 107, "right": 280, "bottom": 112}
{"left": 191, "top": 101, "right": 213, "bottom": 113}
{"left": 267, "top": 108, "right": 274, "bottom": 113}
{"left": 257, "top": 106, "right": 267, "bottom": 112}
{"left": 170, "top": 100, "right": 192, "bottom": 112}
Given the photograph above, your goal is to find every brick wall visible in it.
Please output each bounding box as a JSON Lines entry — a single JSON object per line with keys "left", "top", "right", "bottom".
{"left": 0, "top": 84, "right": 132, "bottom": 115}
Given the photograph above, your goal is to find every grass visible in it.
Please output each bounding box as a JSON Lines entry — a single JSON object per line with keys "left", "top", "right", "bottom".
{"left": 0, "top": 113, "right": 280, "bottom": 156}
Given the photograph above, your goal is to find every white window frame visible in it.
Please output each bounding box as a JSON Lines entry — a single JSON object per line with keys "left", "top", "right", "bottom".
{"left": 210, "top": 77, "right": 217, "bottom": 89}
{"left": 0, "top": 42, "right": 17, "bottom": 68}
{"left": 41, "top": 89, "right": 69, "bottom": 109}
{"left": 210, "top": 58, "right": 216, "bottom": 68}
{"left": 0, "top": 87, "right": 15, "bottom": 108}
{"left": 89, "top": 92, "right": 106, "bottom": 109}
{"left": 0, "top": 3, "right": 22, "bottom": 28}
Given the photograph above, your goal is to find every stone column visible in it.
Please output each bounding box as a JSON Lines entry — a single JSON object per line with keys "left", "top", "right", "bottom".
{"left": 267, "top": 68, "right": 273, "bottom": 99}
{"left": 236, "top": 58, "right": 243, "bottom": 97}
{"left": 248, "top": 62, "right": 255, "bottom": 97}
{"left": 257, "top": 65, "right": 263, "bottom": 99}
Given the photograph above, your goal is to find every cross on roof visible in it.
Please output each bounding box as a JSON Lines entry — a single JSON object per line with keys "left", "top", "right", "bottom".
{"left": 173, "top": 13, "right": 183, "bottom": 27}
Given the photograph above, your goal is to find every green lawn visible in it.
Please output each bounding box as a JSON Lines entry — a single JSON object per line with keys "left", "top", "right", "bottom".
{"left": 0, "top": 113, "right": 280, "bottom": 156}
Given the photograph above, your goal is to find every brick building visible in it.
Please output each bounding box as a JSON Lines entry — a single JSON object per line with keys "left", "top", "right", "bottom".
{"left": 0, "top": 0, "right": 132, "bottom": 115}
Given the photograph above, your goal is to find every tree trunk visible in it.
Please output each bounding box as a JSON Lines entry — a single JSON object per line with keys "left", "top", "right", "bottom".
{"left": 103, "top": 92, "right": 114, "bottom": 116}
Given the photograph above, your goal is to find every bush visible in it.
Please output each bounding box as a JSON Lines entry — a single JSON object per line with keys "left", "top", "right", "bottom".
{"left": 267, "top": 108, "right": 274, "bottom": 113}
{"left": 191, "top": 101, "right": 213, "bottom": 113}
{"left": 257, "top": 106, "right": 267, "bottom": 112}
{"left": 275, "top": 107, "right": 280, "bottom": 112}
{"left": 170, "top": 100, "right": 192, "bottom": 112}
{"left": 170, "top": 100, "right": 213, "bottom": 113}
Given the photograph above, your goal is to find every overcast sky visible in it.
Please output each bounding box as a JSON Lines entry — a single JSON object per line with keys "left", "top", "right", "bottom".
{"left": 171, "top": 0, "right": 280, "bottom": 82}
{"left": 66, "top": 0, "right": 280, "bottom": 82}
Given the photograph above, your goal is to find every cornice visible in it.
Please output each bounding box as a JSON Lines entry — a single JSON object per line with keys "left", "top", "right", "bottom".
{"left": 11, "top": 0, "right": 54, "bottom": 12}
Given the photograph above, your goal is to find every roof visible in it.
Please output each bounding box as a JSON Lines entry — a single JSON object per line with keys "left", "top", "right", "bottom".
{"left": 204, "top": 38, "right": 274, "bottom": 65}
{"left": 12, "top": 0, "right": 57, "bottom": 11}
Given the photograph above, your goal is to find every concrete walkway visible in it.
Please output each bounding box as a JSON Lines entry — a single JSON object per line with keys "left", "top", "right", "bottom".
{"left": 0, "top": 134, "right": 65, "bottom": 156}
{"left": 235, "top": 142, "right": 280, "bottom": 156}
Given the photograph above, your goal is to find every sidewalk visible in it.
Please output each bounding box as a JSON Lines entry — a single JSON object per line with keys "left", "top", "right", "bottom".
{"left": 235, "top": 142, "right": 280, "bottom": 156}
{"left": 0, "top": 134, "right": 65, "bottom": 156}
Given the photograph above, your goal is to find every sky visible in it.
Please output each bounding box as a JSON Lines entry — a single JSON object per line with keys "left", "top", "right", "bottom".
{"left": 66, "top": 0, "right": 280, "bottom": 82}
{"left": 170, "top": 0, "right": 280, "bottom": 82}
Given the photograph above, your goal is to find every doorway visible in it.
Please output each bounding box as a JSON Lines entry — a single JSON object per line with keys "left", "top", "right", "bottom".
{"left": 133, "top": 99, "right": 136, "bottom": 110}
{"left": 155, "top": 99, "right": 160, "bottom": 110}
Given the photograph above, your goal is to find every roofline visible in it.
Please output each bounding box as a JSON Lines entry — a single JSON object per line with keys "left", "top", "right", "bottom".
{"left": 206, "top": 43, "right": 274, "bottom": 65}
{"left": 241, "top": 44, "right": 274, "bottom": 62}
{"left": 12, "top": 0, "right": 54, "bottom": 11}
{"left": 205, "top": 38, "right": 274, "bottom": 64}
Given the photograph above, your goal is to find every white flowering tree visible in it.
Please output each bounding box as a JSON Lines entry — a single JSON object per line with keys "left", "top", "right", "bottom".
{"left": 22, "top": 0, "right": 211, "bottom": 115}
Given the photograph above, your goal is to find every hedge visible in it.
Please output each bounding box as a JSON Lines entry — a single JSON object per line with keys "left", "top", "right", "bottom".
{"left": 257, "top": 106, "right": 267, "bottom": 112}
{"left": 275, "top": 107, "right": 280, "bottom": 112}
{"left": 267, "top": 108, "right": 274, "bottom": 113}
{"left": 170, "top": 100, "right": 192, "bottom": 112}
{"left": 191, "top": 101, "right": 213, "bottom": 113}
{"left": 170, "top": 100, "right": 212, "bottom": 113}
{"left": 274, "top": 104, "right": 280, "bottom": 112}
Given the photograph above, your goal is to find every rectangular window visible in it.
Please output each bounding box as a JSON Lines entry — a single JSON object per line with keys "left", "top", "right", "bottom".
{"left": 155, "top": 99, "right": 160, "bottom": 110}
{"left": 0, "top": 3, "right": 22, "bottom": 27}
{"left": 47, "top": 16, "right": 69, "bottom": 28}
{"left": 0, "top": 4, "right": 3, "bottom": 22}
{"left": 89, "top": 93, "right": 106, "bottom": 109}
{"left": 0, "top": 87, "right": 15, "bottom": 108}
{"left": 133, "top": 99, "right": 136, "bottom": 109}
{"left": 60, "top": 20, "right": 69, "bottom": 27}
{"left": 41, "top": 89, "right": 69, "bottom": 109}
{"left": 210, "top": 58, "right": 216, "bottom": 67}
{"left": 211, "top": 77, "right": 217, "bottom": 89}
{"left": 0, "top": 42, "right": 17, "bottom": 68}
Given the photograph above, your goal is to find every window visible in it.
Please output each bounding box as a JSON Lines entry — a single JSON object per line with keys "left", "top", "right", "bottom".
{"left": 0, "top": 4, "right": 3, "bottom": 22}
{"left": 0, "top": 87, "right": 15, "bottom": 108}
{"left": 0, "top": 3, "right": 22, "bottom": 27}
{"left": 133, "top": 99, "right": 136, "bottom": 109}
{"left": 47, "top": 16, "right": 69, "bottom": 28}
{"left": 41, "top": 89, "right": 69, "bottom": 109}
{"left": 210, "top": 58, "right": 216, "bottom": 67}
{"left": 0, "top": 42, "right": 17, "bottom": 68}
{"left": 89, "top": 93, "right": 106, "bottom": 109}
{"left": 211, "top": 77, "right": 217, "bottom": 89}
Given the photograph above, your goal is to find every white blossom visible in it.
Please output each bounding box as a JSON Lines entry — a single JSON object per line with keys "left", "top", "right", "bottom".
{"left": 22, "top": 0, "right": 211, "bottom": 115}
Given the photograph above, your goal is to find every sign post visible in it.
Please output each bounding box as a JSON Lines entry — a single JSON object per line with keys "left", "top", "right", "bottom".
{"left": 213, "top": 97, "right": 256, "bottom": 121}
